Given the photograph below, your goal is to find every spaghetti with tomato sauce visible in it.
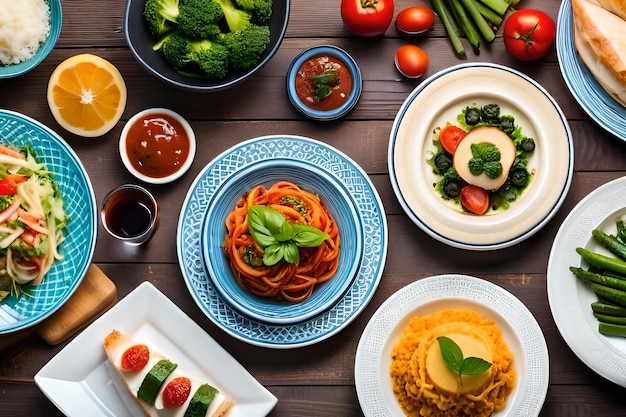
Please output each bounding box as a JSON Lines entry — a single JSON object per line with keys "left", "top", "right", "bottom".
{"left": 223, "top": 181, "right": 340, "bottom": 303}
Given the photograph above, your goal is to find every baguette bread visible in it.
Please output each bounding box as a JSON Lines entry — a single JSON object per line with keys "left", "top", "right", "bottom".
{"left": 104, "top": 330, "right": 233, "bottom": 417}
{"left": 596, "top": 0, "right": 626, "bottom": 20}
{"left": 572, "top": 0, "right": 626, "bottom": 105}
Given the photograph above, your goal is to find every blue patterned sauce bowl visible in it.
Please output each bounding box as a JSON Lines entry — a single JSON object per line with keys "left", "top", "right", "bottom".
{"left": 201, "top": 158, "right": 363, "bottom": 325}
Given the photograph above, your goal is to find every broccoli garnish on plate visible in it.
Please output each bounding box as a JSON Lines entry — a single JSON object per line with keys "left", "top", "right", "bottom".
{"left": 233, "top": 0, "right": 273, "bottom": 23}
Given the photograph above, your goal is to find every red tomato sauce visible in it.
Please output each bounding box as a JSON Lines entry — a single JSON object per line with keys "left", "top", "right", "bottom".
{"left": 125, "top": 113, "right": 190, "bottom": 178}
{"left": 295, "top": 54, "right": 353, "bottom": 112}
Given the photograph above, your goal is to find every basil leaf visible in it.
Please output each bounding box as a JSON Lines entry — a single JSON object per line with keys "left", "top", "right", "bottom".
{"left": 276, "top": 221, "right": 293, "bottom": 242}
{"left": 460, "top": 357, "right": 492, "bottom": 375}
{"left": 292, "top": 224, "right": 329, "bottom": 247}
{"left": 437, "top": 336, "right": 463, "bottom": 374}
{"left": 282, "top": 242, "right": 300, "bottom": 264}
{"left": 248, "top": 205, "right": 283, "bottom": 247}
{"left": 263, "top": 244, "right": 284, "bottom": 266}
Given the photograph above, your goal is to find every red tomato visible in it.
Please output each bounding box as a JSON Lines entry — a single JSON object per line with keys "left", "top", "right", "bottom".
{"left": 120, "top": 344, "right": 150, "bottom": 372}
{"left": 460, "top": 185, "right": 490, "bottom": 215}
{"left": 395, "top": 6, "right": 435, "bottom": 36}
{"left": 394, "top": 45, "right": 429, "bottom": 78}
{"left": 162, "top": 377, "right": 192, "bottom": 408}
{"left": 503, "top": 9, "right": 556, "bottom": 61}
{"left": 341, "top": 0, "right": 394, "bottom": 37}
{"left": 0, "top": 174, "right": 27, "bottom": 195}
{"left": 439, "top": 125, "right": 466, "bottom": 155}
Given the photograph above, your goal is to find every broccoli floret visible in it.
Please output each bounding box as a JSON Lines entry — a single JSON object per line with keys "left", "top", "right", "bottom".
{"left": 234, "top": 0, "right": 273, "bottom": 23}
{"left": 468, "top": 142, "right": 503, "bottom": 179}
{"left": 161, "top": 31, "right": 229, "bottom": 79}
{"left": 481, "top": 103, "right": 500, "bottom": 122}
{"left": 213, "top": 0, "right": 253, "bottom": 32}
{"left": 219, "top": 24, "right": 270, "bottom": 71}
{"left": 144, "top": 0, "right": 180, "bottom": 37}
{"left": 178, "top": 0, "right": 225, "bottom": 39}
{"left": 498, "top": 115, "right": 515, "bottom": 136}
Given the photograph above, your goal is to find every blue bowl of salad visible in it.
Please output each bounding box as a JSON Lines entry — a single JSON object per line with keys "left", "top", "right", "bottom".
{"left": 0, "top": 110, "right": 97, "bottom": 334}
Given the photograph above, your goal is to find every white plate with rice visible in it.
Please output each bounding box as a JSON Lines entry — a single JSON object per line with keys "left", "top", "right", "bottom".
{"left": 355, "top": 274, "right": 549, "bottom": 416}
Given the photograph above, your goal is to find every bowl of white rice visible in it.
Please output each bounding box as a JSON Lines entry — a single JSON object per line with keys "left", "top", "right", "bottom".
{"left": 0, "top": 0, "right": 62, "bottom": 79}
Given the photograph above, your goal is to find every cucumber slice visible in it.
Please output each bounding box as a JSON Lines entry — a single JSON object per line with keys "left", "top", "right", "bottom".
{"left": 184, "top": 383, "right": 218, "bottom": 417}
{"left": 137, "top": 359, "right": 178, "bottom": 405}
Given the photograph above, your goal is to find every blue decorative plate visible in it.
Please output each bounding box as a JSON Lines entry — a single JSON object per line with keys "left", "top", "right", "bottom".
{"left": 557, "top": 0, "right": 626, "bottom": 141}
{"left": 177, "top": 135, "right": 387, "bottom": 348}
{"left": 0, "top": 110, "right": 97, "bottom": 334}
{"left": 200, "top": 159, "right": 364, "bottom": 325}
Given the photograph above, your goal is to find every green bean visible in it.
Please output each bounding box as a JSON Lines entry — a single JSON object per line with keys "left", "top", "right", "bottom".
{"left": 591, "top": 229, "right": 626, "bottom": 261}
{"left": 570, "top": 267, "right": 626, "bottom": 292}
{"left": 448, "top": 0, "right": 481, "bottom": 51}
{"left": 477, "top": 0, "right": 509, "bottom": 15}
{"left": 598, "top": 322, "right": 626, "bottom": 337}
{"left": 431, "top": 0, "right": 466, "bottom": 55}
{"left": 591, "top": 301, "right": 626, "bottom": 317}
{"left": 594, "top": 313, "right": 626, "bottom": 325}
{"left": 591, "top": 283, "right": 626, "bottom": 308}
{"left": 460, "top": 0, "right": 495, "bottom": 42}
{"left": 576, "top": 247, "right": 626, "bottom": 276}
{"left": 472, "top": 0, "right": 502, "bottom": 26}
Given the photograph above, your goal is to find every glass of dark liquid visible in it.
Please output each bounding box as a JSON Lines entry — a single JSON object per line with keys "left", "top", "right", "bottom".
{"left": 101, "top": 184, "right": 159, "bottom": 245}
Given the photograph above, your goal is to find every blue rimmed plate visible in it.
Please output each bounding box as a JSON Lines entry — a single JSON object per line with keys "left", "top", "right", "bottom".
{"left": 177, "top": 135, "right": 387, "bottom": 348}
{"left": 556, "top": 0, "right": 626, "bottom": 141}
{"left": 388, "top": 62, "right": 573, "bottom": 250}
{"left": 201, "top": 159, "right": 363, "bottom": 325}
{"left": 0, "top": 110, "right": 97, "bottom": 334}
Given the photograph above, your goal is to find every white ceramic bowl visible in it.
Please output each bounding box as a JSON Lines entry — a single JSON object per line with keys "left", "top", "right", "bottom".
{"left": 119, "top": 108, "right": 196, "bottom": 184}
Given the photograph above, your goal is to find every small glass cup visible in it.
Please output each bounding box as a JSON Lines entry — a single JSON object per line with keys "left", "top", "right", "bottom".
{"left": 101, "top": 184, "right": 159, "bottom": 245}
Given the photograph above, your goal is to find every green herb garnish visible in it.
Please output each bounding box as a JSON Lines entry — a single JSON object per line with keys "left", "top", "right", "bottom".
{"left": 310, "top": 69, "right": 339, "bottom": 101}
{"left": 247, "top": 205, "right": 329, "bottom": 266}
{"left": 437, "top": 336, "right": 492, "bottom": 391}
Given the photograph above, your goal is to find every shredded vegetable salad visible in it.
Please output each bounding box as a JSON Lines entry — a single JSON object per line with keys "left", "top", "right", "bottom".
{"left": 0, "top": 144, "right": 67, "bottom": 300}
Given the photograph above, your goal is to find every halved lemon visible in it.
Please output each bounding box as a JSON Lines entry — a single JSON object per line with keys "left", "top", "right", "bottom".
{"left": 47, "top": 54, "right": 127, "bottom": 137}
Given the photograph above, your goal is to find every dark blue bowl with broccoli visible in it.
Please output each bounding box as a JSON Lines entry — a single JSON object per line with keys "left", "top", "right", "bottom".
{"left": 124, "top": 0, "right": 290, "bottom": 91}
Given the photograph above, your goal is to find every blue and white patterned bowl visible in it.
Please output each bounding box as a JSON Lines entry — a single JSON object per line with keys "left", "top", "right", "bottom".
{"left": 0, "top": 110, "right": 97, "bottom": 334}
{"left": 0, "top": 0, "right": 62, "bottom": 79}
{"left": 177, "top": 135, "right": 388, "bottom": 348}
{"left": 201, "top": 159, "right": 363, "bottom": 324}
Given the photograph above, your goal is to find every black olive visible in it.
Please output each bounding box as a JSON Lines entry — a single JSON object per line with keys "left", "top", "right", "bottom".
{"left": 520, "top": 138, "right": 535, "bottom": 152}
{"left": 465, "top": 107, "right": 481, "bottom": 125}
{"left": 443, "top": 180, "right": 462, "bottom": 198}
{"left": 510, "top": 169, "right": 528, "bottom": 187}
{"left": 434, "top": 153, "right": 452, "bottom": 172}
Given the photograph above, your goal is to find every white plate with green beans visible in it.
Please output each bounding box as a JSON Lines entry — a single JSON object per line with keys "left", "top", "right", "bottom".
{"left": 388, "top": 63, "right": 573, "bottom": 250}
{"left": 548, "top": 176, "right": 626, "bottom": 387}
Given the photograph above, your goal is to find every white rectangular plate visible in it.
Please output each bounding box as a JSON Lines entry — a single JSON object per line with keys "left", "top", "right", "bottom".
{"left": 35, "top": 282, "right": 278, "bottom": 417}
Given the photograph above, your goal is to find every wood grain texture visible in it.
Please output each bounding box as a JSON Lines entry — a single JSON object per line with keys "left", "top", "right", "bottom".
{"left": 1, "top": 0, "right": 626, "bottom": 416}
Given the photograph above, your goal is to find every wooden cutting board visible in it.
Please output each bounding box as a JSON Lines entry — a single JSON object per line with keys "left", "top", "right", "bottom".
{"left": 36, "top": 264, "right": 117, "bottom": 345}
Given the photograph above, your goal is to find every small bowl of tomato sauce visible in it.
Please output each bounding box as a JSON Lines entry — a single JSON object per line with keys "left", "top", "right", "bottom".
{"left": 119, "top": 108, "right": 196, "bottom": 184}
{"left": 286, "top": 45, "right": 362, "bottom": 121}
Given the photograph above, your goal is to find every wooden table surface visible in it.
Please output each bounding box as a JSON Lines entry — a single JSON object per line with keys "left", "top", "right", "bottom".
{"left": 2, "top": 0, "right": 626, "bottom": 415}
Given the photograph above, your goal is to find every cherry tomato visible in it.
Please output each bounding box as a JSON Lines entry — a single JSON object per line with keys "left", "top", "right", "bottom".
{"left": 162, "top": 377, "right": 192, "bottom": 408}
{"left": 503, "top": 9, "right": 556, "bottom": 61}
{"left": 394, "top": 45, "right": 429, "bottom": 78}
{"left": 341, "top": 0, "right": 394, "bottom": 37}
{"left": 395, "top": 6, "right": 435, "bottom": 36}
{"left": 460, "top": 185, "right": 490, "bottom": 215}
{"left": 120, "top": 344, "right": 150, "bottom": 372}
{"left": 439, "top": 125, "right": 466, "bottom": 155}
